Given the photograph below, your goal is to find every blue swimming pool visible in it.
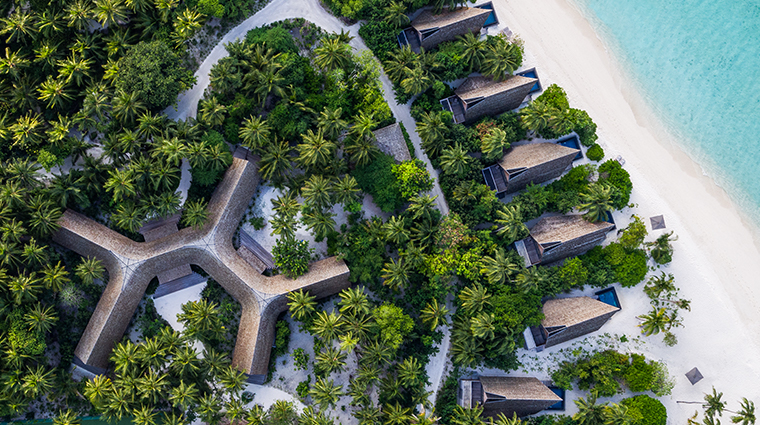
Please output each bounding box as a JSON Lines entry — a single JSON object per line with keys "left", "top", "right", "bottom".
{"left": 516, "top": 68, "right": 542, "bottom": 93}
{"left": 476, "top": 2, "right": 498, "bottom": 26}
{"left": 548, "top": 386, "right": 566, "bottom": 410}
{"left": 596, "top": 287, "right": 621, "bottom": 308}
{"left": 557, "top": 134, "right": 584, "bottom": 160}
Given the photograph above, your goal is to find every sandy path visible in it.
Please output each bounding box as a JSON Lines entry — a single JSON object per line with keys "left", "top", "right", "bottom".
{"left": 485, "top": 0, "right": 760, "bottom": 420}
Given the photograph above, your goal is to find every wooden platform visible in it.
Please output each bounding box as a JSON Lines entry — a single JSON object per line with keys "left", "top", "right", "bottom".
{"left": 238, "top": 231, "right": 275, "bottom": 271}
{"left": 153, "top": 272, "right": 206, "bottom": 298}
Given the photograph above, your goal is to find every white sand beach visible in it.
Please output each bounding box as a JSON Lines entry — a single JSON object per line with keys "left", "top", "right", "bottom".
{"left": 483, "top": 0, "right": 760, "bottom": 420}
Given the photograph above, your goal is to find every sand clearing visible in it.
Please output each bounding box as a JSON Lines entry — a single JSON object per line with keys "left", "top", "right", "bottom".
{"left": 479, "top": 0, "right": 760, "bottom": 419}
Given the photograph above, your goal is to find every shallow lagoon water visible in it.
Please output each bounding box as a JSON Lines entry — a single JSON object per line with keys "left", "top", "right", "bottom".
{"left": 571, "top": 0, "right": 760, "bottom": 222}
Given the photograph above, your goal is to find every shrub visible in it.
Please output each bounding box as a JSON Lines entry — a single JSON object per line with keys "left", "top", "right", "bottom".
{"left": 551, "top": 350, "right": 629, "bottom": 396}
{"left": 392, "top": 159, "right": 433, "bottom": 199}
{"left": 351, "top": 153, "right": 404, "bottom": 212}
{"left": 358, "top": 19, "right": 398, "bottom": 63}
{"left": 192, "top": 130, "right": 232, "bottom": 186}
{"left": 272, "top": 320, "right": 291, "bottom": 358}
{"left": 296, "top": 376, "right": 311, "bottom": 398}
{"left": 567, "top": 108, "right": 599, "bottom": 146}
{"left": 587, "top": 143, "right": 604, "bottom": 161}
{"left": 293, "top": 348, "right": 309, "bottom": 370}
{"left": 599, "top": 159, "right": 633, "bottom": 209}
{"left": 245, "top": 24, "right": 298, "bottom": 54}
{"left": 536, "top": 84, "right": 570, "bottom": 110}
{"left": 624, "top": 353, "right": 656, "bottom": 392}
{"left": 619, "top": 215, "right": 648, "bottom": 250}
{"left": 555, "top": 257, "right": 589, "bottom": 290}
{"left": 603, "top": 243, "right": 648, "bottom": 287}
{"left": 273, "top": 237, "right": 313, "bottom": 279}
{"left": 622, "top": 395, "right": 667, "bottom": 425}
{"left": 372, "top": 303, "right": 414, "bottom": 350}
{"left": 398, "top": 122, "right": 416, "bottom": 158}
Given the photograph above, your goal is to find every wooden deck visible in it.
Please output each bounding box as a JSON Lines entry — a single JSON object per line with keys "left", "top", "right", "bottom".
{"left": 471, "top": 381, "right": 483, "bottom": 406}
{"left": 153, "top": 272, "right": 206, "bottom": 298}
{"left": 239, "top": 231, "right": 275, "bottom": 271}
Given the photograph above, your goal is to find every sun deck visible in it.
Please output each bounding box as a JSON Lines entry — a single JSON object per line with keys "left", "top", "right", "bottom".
{"left": 440, "top": 95, "right": 466, "bottom": 124}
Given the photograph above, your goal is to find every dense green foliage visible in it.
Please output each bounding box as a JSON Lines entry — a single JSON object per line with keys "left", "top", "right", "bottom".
{"left": 352, "top": 153, "right": 405, "bottom": 212}
{"left": 273, "top": 237, "right": 314, "bottom": 278}
{"left": 392, "top": 159, "right": 433, "bottom": 199}
{"left": 622, "top": 395, "right": 668, "bottom": 425}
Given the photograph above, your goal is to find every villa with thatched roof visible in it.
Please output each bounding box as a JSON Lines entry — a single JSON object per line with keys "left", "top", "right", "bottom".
{"left": 372, "top": 123, "right": 412, "bottom": 162}
{"left": 399, "top": 7, "right": 491, "bottom": 53}
{"left": 515, "top": 215, "right": 614, "bottom": 267}
{"left": 55, "top": 154, "right": 350, "bottom": 383}
{"left": 482, "top": 143, "right": 579, "bottom": 195}
{"left": 459, "top": 376, "right": 562, "bottom": 418}
{"left": 529, "top": 297, "right": 620, "bottom": 349}
{"left": 441, "top": 75, "right": 537, "bottom": 124}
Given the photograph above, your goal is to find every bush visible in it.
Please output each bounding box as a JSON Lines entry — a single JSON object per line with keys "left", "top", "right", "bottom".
{"left": 587, "top": 143, "right": 604, "bottom": 161}
{"left": 392, "top": 159, "right": 433, "bottom": 199}
{"left": 115, "top": 41, "right": 195, "bottom": 111}
{"left": 293, "top": 348, "right": 309, "bottom": 370}
{"left": 296, "top": 376, "right": 311, "bottom": 399}
{"left": 567, "top": 108, "right": 598, "bottom": 146}
{"left": 603, "top": 243, "right": 648, "bottom": 287}
{"left": 599, "top": 159, "right": 633, "bottom": 209}
{"left": 351, "top": 153, "right": 404, "bottom": 212}
{"left": 624, "top": 354, "right": 656, "bottom": 392}
{"left": 536, "top": 84, "right": 570, "bottom": 110}
{"left": 273, "top": 237, "right": 313, "bottom": 279}
{"left": 272, "top": 320, "right": 291, "bottom": 358}
{"left": 622, "top": 395, "right": 667, "bottom": 425}
{"left": 245, "top": 24, "right": 298, "bottom": 54}
{"left": 191, "top": 130, "right": 233, "bottom": 186}
{"left": 398, "top": 122, "right": 416, "bottom": 159}
{"left": 358, "top": 19, "right": 399, "bottom": 63}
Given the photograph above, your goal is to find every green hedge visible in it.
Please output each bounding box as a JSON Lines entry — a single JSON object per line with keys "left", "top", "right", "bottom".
{"left": 622, "top": 395, "right": 667, "bottom": 425}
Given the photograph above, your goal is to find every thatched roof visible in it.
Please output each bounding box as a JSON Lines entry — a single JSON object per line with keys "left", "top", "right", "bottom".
{"left": 479, "top": 376, "right": 562, "bottom": 402}
{"left": 456, "top": 75, "right": 537, "bottom": 103}
{"left": 530, "top": 215, "right": 614, "bottom": 245}
{"left": 542, "top": 297, "right": 620, "bottom": 328}
{"left": 412, "top": 7, "right": 491, "bottom": 32}
{"left": 53, "top": 156, "right": 350, "bottom": 380}
{"left": 499, "top": 143, "right": 579, "bottom": 173}
{"left": 373, "top": 123, "right": 412, "bottom": 162}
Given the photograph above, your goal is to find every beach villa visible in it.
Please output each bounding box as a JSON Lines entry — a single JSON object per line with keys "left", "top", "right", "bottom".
{"left": 482, "top": 143, "right": 579, "bottom": 195}
{"left": 515, "top": 215, "right": 615, "bottom": 267}
{"left": 372, "top": 123, "right": 413, "bottom": 162}
{"left": 527, "top": 296, "right": 620, "bottom": 349}
{"left": 458, "top": 376, "right": 562, "bottom": 418}
{"left": 398, "top": 7, "right": 491, "bottom": 53}
{"left": 440, "top": 75, "right": 537, "bottom": 124}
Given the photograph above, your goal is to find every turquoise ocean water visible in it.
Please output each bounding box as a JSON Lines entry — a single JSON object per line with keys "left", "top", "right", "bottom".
{"left": 570, "top": 0, "right": 760, "bottom": 223}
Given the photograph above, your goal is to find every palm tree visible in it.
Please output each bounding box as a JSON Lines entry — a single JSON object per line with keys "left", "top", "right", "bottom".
{"left": 170, "top": 345, "right": 202, "bottom": 380}
{"left": 50, "top": 173, "right": 89, "bottom": 209}
{"left": 54, "top": 409, "right": 81, "bottom": 425}
{"left": 219, "top": 365, "right": 246, "bottom": 395}
{"left": 2, "top": 10, "right": 38, "bottom": 44}
{"left": 460, "top": 32, "right": 488, "bottom": 72}
{"left": 384, "top": 46, "right": 418, "bottom": 84}
{"left": 574, "top": 393, "right": 606, "bottom": 425}
{"left": 579, "top": 183, "right": 614, "bottom": 222}
{"left": 482, "top": 36, "right": 521, "bottom": 81}
{"left": 84, "top": 374, "right": 113, "bottom": 407}
{"left": 439, "top": 143, "right": 471, "bottom": 176}
{"left": 401, "top": 65, "right": 432, "bottom": 95}
{"left": 383, "top": 216, "right": 410, "bottom": 245}
{"left": 603, "top": 403, "right": 633, "bottom": 425}
{"left": 297, "top": 129, "right": 336, "bottom": 170}
{"left": 384, "top": 1, "right": 409, "bottom": 27}
{"left": 302, "top": 175, "right": 333, "bottom": 210}
{"left": 407, "top": 195, "right": 437, "bottom": 222}
{"left": 178, "top": 299, "right": 223, "bottom": 339}
{"left": 416, "top": 111, "right": 449, "bottom": 158}
{"left": 132, "top": 405, "right": 157, "bottom": 425}
{"left": 332, "top": 175, "right": 360, "bottom": 206}
{"left": 169, "top": 381, "right": 198, "bottom": 410}
{"left": 172, "top": 9, "right": 204, "bottom": 48}
{"left": 25, "top": 303, "right": 58, "bottom": 334}
{"left": 309, "top": 377, "right": 343, "bottom": 410}
{"left": 345, "top": 136, "right": 380, "bottom": 167}
{"left": 381, "top": 258, "right": 409, "bottom": 291}
{"left": 647, "top": 231, "right": 677, "bottom": 264}
{"left": 480, "top": 249, "right": 518, "bottom": 285}
{"left": 314, "top": 37, "right": 352, "bottom": 71}
{"left": 494, "top": 205, "right": 527, "bottom": 242}
{"left": 181, "top": 200, "right": 208, "bottom": 230}
{"left": 458, "top": 284, "right": 491, "bottom": 315}
{"left": 93, "top": 0, "right": 129, "bottom": 27}
{"left": 199, "top": 97, "right": 227, "bottom": 127}
{"left": 42, "top": 261, "right": 70, "bottom": 292}
{"left": 38, "top": 77, "right": 74, "bottom": 109}
{"left": 338, "top": 286, "right": 370, "bottom": 317}
{"left": 515, "top": 266, "right": 548, "bottom": 293}
{"left": 137, "top": 369, "right": 167, "bottom": 405}
{"left": 112, "top": 90, "right": 147, "bottom": 124}
{"left": 638, "top": 307, "right": 672, "bottom": 336}
{"left": 22, "top": 365, "right": 55, "bottom": 399}
{"left": 225, "top": 398, "right": 246, "bottom": 425}
{"left": 302, "top": 209, "right": 336, "bottom": 240}
{"left": 492, "top": 413, "right": 523, "bottom": 425}
{"left": 452, "top": 405, "right": 484, "bottom": 425}
{"left": 9, "top": 113, "right": 44, "bottom": 149}
{"left": 481, "top": 127, "right": 510, "bottom": 160}
{"left": 259, "top": 139, "right": 292, "bottom": 181}
{"left": 318, "top": 107, "right": 348, "bottom": 140}
{"left": 76, "top": 257, "right": 105, "bottom": 285}
{"left": 339, "top": 332, "right": 360, "bottom": 354}
{"left": 239, "top": 115, "right": 271, "bottom": 151}
{"left": 152, "top": 137, "right": 187, "bottom": 166}
{"left": 254, "top": 64, "right": 287, "bottom": 108}
{"left": 732, "top": 398, "right": 755, "bottom": 425}
{"left": 520, "top": 100, "right": 556, "bottom": 134}
{"left": 421, "top": 298, "right": 449, "bottom": 331}
{"left": 470, "top": 312, "right": 496, "bottom": 339}
{"left": 397, "top": 356, "right": 422, "bottom": 387}
{"left": 350, "top": 110, "right": 378, "bottom": 141}
{"left": 197, "top": 394, "right": 222, "bottom": 425}
{"left": 22, "top": 238, "right": 49, "bottom": 269}
{"left": 704, "top": 387, "right": 727, "bottom": 418}
{"left": 112, "top": 203, "right": 145, "bottom": 233}
{"left": 315, "top": 347, "right": 348, "bottom": 376}
{"left": 311, "top": 310, "right": 343, "bottom": 343}
{"left": 384, "top": 402, "right": 412, "bottom": 425}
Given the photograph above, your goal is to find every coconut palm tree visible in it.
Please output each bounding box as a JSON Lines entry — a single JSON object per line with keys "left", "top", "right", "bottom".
{"left": 76, "top": 257, "right": 105, "bottom": 285}
{"left": 579, "top": 183, "right": 614, "bottom": 222}
{"left": 2, "top": 10, "right": 38, "bottom": 44}
{"left": 178, "top": 299, "right": 223, "bottom": 340}
{"left": 361, "top": 339, "right": 394, "bottom": 367}
{"left": 170, "top": 345, "right": 202, "bottom": 380}
{"left": 239, "top": 115, "right": 271, "bottom": 151}
{"left": 704, "top": 387, "right": 727, "bottom": 418}
{"left": 401, "top": 65, "right": 432, "bottom": 95}
{"left": 384, "top": 46, "right": 418, "bottom": 84}
{"left": 492, "top": 413, "right": 523, "bottom": 425}
{"left": 199, "top": 97, "right": 227, "bottom": 128}
{"left": 382, "top": 1, "right": 410, "bottom": 27}
{"left": 302, "top": 175, "right": 333, "bottom": 210}
{"left": 54, "top": 409, "right": 81, "bottom": 425}
{"left": 254, "top": 64, "right": 287, "bottom": 108}
{"left": 338, "top": 286, "right": 370, "bottom": 317}
{"left": 50, "top": 173, "right": 89, "bottom": 209}
{"left": 603, "top": 403, "right": 633, "bottom": 425}
{"left": 169, "top": 381, "right": 198, "bottom": 410}
{"left": 482, "top": 36, "right": 521, "bottom": 81}
{"left": 112, "top": 203, "right": 145, "bottom": 233}
{"left": 112, "top": 90, "right": 147, "bottom": 124}
{"left": 172, "top": 9, "right": 204, "bottom": 48}
{"left": 152, "top": 137, "right": 187, "bottom": 167}
{"left": 381, "top": 258, "right": 409, "bottom": 291}
{"left": 317, "top": 107, "right": 347, "bottom": 140}
{"left": 452, "top": 405, "right": 484, "bottom": 425}
{"left": 420, "top": 298, "right": 449, "bottom": 331}
{"left": 520, "top": 100, "right": 556, "bottom": 134}
{"left": 458, "top": 284, "right": 491, "bottom": 315}
{"left": 132, "top": 405, "right": 157, "bottom": 425}
{"left": 29, "top": 206, "right": 62, "bottom": 238}
{"left": 439, "top": 143, "right": 471, "bottom": 176}
{"left": 397, "top": 356, "right": 422, "bottom": 388}
{"left": 470, "top": 312, "right": 496, "bottom": 340}
{"left": 417, "top": 111, "right": 449, "bottom": 158}
{"left": 481, "top": 127, "right": 510, "bottom": 160}
{"left": 515, "top": 266, "right": 548, "bottom": 293}
{"left": 315, "top": 36, "right": 352, "bottom": 71}
{"left": 345, "top": 136, "right": 380, "bottom": 167}
{"left": 9, "top": 113, "right": 44, "bottom": 149}
{"left": 406, "top": 195, "right": 436, "bottom": 222}
{"left": 647, "top": 231, "right": 677, "bottom": 264}
{"left": 311, "top": 310, "right": 343, "bottom": 343}
{"left": 384, "top": 402, "right": 412, "bottom": 425}
{"left": 197, "top": 394, "right": 222, "bottom": 425}
{"left": 259, "top": 139, "right": 292, "bottom": 181}
{"left": 637, "top": 307, "right": 672, "bottom": 336}
{"left": 25, "top": 303, "right": 58, "bottom": 334}
{"left": 22, "top": 365, "right": 55, "bottom": 399}
{"left": 732, "top": 398, "right": 755, "bottom": 425}
{"left": 181, "top": 200, "right": 208, "bottom": 230}
{"left": 460, "top": 32, "right": 488, "bottom": 72}
{"left": 137, "top": 369, "right": 167, "bottom": 405}
{"left": 38, "top": 77, "right": 74, "bottom": 109}
{"left": 574, "top": 393, "right": 606, "bottom": 425}
{"left": 219, "top": 365, "right": 245, "bottom": 395}
{"left": 480, "top": 249, "right": 518, "bottom": 285}
{"left": 494, "top": 205, "right": 527, "bottom": 242}
{"left": 315, "top": 347, "right": 348, "bottom": 376}
{"left": 350, "top": 110, "right": 378, "bottom": 141}
{"left": 22, "top": 238, "right": 49, "bottom": 269}
{"left": 41, "top": 261, "right": 70, "bottom": 292}
{"left": 383, "top": 216, "right": 409, "bottom": 245}
{"left": 297, "top": 129, "right": 336, "bottom": 170}
{"left": 310, "top": 377, "right": 343, "bottom": 410}
{"left": 93, "top": 0, "right": 129, "bottom": 27}
{"left": 302, "top": 209, "right": 336, "bottom": 240}
{"left": 332, "top": 175, "right": 360, "bottom": 206}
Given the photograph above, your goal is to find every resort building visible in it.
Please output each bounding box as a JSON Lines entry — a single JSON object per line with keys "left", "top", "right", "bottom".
{"left": 459, "top": 376, "right": 562, "bottom": 418}
{"left": 528, "top": 296, "right": 620, "bottom": 349}
{"left": 54, "top": 153, "right": 351, "bottom": 384}
{"left": 399, "top": 7, "right": 491, "bottom": 53}
{"left": 441, "top": 75, "right": 538, "bottom": 124}
{"left": 372, "top": 123, "right": 413, "bottom": 162}
{"left": 482, "top": 143, "right": 579, "bottom": 195}
{"left": 515, "top": 215, "right": 615, "bottom": 267}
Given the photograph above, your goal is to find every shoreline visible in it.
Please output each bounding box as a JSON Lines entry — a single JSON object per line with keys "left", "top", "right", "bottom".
{"left": 488, "top": 0, "right": 760, "bottom": 419}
